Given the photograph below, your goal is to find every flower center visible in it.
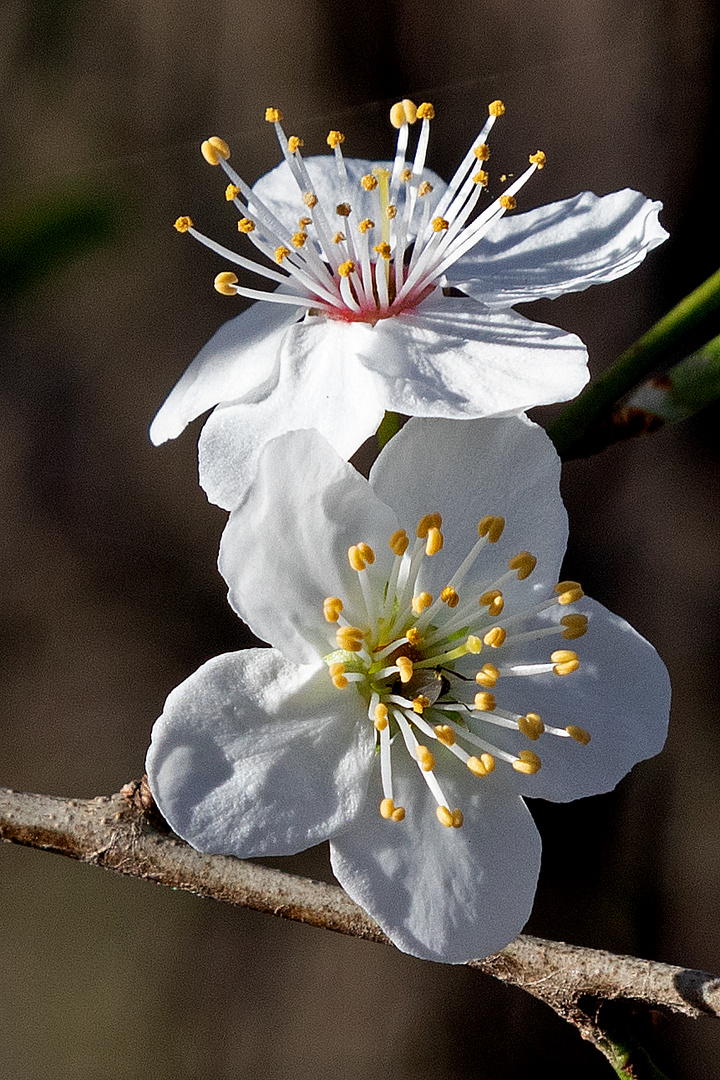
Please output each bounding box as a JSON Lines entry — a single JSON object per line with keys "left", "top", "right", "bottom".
{"left": 322, "top": 513, "right": 590, "bottom": 829}
{"left": 174, "top": 100, "right": 546, "bottom": 324}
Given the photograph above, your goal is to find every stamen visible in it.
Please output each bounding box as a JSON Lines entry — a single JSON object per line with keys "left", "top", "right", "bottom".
{"left": 174, "top": 216, "right": 193, "bottom": 233}
{"left": 499, "top": 195, "right": 517, "bottom": 210}
{"left": 323, "top": 596, "right": 343, "bottom": 622}
{"left": 529, "top": 150, "right": 546, "bottom": 169}
{"left": 474, "top": 692, "right": 496, "bottom": 711}
{"left": 484, "top": 626, "right": 506, "bottom": 648}
{"left": 517, "top": 713, "right": 545, "bottom": 740}
{"left": 425, "top": 527, "right": 444, "bottom": 555}
{"left": 416, "top": 745, "right": 436, "bottom": 771}
{"left": 434, "top": 724, "right": 456, "bottom": 746}
{"left": 566, "top": 725, "right": 592, "bottom": 745}
{"left": 412, "top": 592, "right": 433, "bottom": 614}
{"left": 441, "top": 586, "right": 459, "bottom": 608}
{"left": 374, "top": 703, "right": 389, "bottom": 730}
{"left": 416, "top": 512, "right": 442, "bottom": 538}
{"left": 489, "top": 100, "right": 506, "bottom": 116}
{"left": 225, "top": 184, "right": 240, "bottom": 201}
{"left": 336, "top": 626, "right": 365, "bottom": 651}
{"left": 287, "top": 136, "right": 304, "bottom": 154}
{"left": 512, "top": 749, "right": 542, "bottom": 775}
{"left": 389, "top": 529, "right": 409, "bottom": 555}
{"left": 466, "top": 753, "right": 496, "bottom": 777}
{"left": 551, "top": 649, "right": 580, "bottom": 676}
{"left": 201, "top": 136, "right": 230, "bottom": 165}
{"left": 480, "top": 589, "right": 504, "bottom": 617}
{"left": 476, "top": 663, "right": 500, "bottom": 687}
{"left": 214, "top": 272, "right": 238, "bottom": 295}
{"left": 509, "top": 552, "right": 537, "bottom": 580}
{"left": 478, "top": 515, "right": 505, "bottom": 542}
{"left": 561, "top": 614, "right": 588, "bottom": 639}
{"left": 396, "top": 656, "right": 413, "bottom": 683}
{"left": 265, "top": 107, "right": 283, "bottom": 122}
{"left": 327, "top": 130, "right": 345, "bottom": 148}
{"left": 554, "top": 581, "right": 584, "bottom": 605}
{"left": 238, "top": 217, "right": 256, "bottom": 233}
{"left": 348, "top": 543, "right": 375, "bottom": 570}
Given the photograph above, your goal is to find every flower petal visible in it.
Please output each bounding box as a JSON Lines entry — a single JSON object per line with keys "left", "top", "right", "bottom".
{"left": 354, "top": 295, "right": 589, "bottom": 417}
{"left": 198, "top": 315, "right": 387, "bottom": 510}
{"left": 330, "top": 753, "right": 541, "bottom": 963}
{"left": 150, "top": 301, "right": 300, "bottom": 445}
{"left": 369, "top": 415, "right": 568, "bottom": 603}
{"left": 146, "top": 648, "right": 375, "bottom": 855}
{"left": 219, "top": 429, "right": 399, "bottom": 664}
{"left": 446, "top": 190, "right": 667, "bottom": 308}
{"left": 475, "top": 598, "right": 671, "bottom": 801}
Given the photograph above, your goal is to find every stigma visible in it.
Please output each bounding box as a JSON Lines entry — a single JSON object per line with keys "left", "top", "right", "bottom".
{"left": 322, "top": 514, "right": 590, "bottom": 828}
{"left": 174, "top": 101, "right": 546, "bottom": 324}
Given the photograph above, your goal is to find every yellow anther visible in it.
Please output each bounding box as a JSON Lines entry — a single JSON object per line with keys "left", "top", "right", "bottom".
{"left": 358, "top": 218, "right": 375, "bottom": 233}
{"left": 412, "top": 695, "right": 430, "bottom": 714}
{"left": 174, "top": 216, "right": 193, "bottom": 233}
{"left": 451, "top": 809, "right": 464, "bottom": 829}
{"left": 238, "top": 217, "right": 256, "bottom": 233}
{"left": 287, "top": 136, "right": 304, "bottom": 154}
{"left": 566, "top": 725, "right": 591, "bottom": 746}
{"left": 389, "top": 99, "right": 418, "bottom": 128}
{"left": 265, "top": 107, "right": 283, "bottom": 123}
{"left": 323, "top": 597, "right": 344, "bottom": 622}
{"left": 336, "top": 202, "right": 351, "bottom": 217}
{"left": 358, "top": 543, "right": 375, "bottom": 564}
{"left": 372, "top": 167, "right": 392, "bottom": 180}
{"left": 476, "top": 663, "right": 500, "bottom": 688}
{"left": 374, "top": 703, "right": 389, "bottom": 731}
{"left": 201, "top": 136, "right": 230, "bottom": 165}
{"left": 509, "top": 552, "right": 537, "bottom": 580}
{"left": 416, "top": 512, "right": 442, "bottom": 538}
{"left": 392, "top": 806, "right": 406, "bottom": 822}
{"left": 465, "top": 635, "right": 482, "bottom": 654}
{"left": 551, "top": 649, "right": 578, "bottom": 664}
{"left": 361, "top": 174, "right": 378, "bottom": 191}
{"left": 274, "top": 246, "right": 291, "bottom": 263}
{"left": 380, "top": 797, "right": 395, "bottom": 819}
{"left": 436, "top": 805, "right": 454, "bottom": 828}
{"left": 373, "top": 242, "right": 391, "bottom": 259}
{"left": 481, "top": 753, "right": 496, "bottom": 774}
{"left": 328, "top": 662, "right": 345, "bottom": 678}
{"left": 474, "top": 691, "right": 496, "bottom": 712}
{"left": 474, "top": 143, "right": 490, "bottom": 161}
{"left": 466, "top": 755, "right": 488, "bottom": 777}
{"left": 332, "top": 232, "right": 346, "bottom": 244}
{"left": 561, "top": 613, "right": 588, "bottom": 639}
{"left": 225, "top": 184, "right": 240, "bottom": 201}
{"left": 425, "top": 526, "right": 444, "bottom": 556}
{"left": 483, "top": 626, "right": 506, "bottom": 648}
{"left": 411, "top": 592, "right": 433, "bottom": 614}
{"left": 432, "top": 217, "right": 449, "bottom": 232}
{"left": 338, "top": 259, "right": 356, "bottom": 277}
{"left": 214, "top": 272, "right": 238, "bottom": 296}
{"left": 396, "top": 655, "right": 414, "bottom": 683}
{"left": 554, "top": 659, "right": 580, "bottom": 676}
{"left": 332, "top": 674, "right": 348, "bottom": 689}
{"left": 400, "top": 168, "right": 412, "bottom": 183}
{"left": 554, "top": 581, "right": 584, "bottom": 605}
{"left": 500, "top": 195, "right": 517, "bottom": 210}
{"left": 488, "top": 100, "right": 506, "bottom": 116}
{"left": 291, "top": 231, "right": 307, "bottom": 248}
{"left": 417, "top": 102, "right": 435, "bottom": 120}
{"left": 441, "top": 586, "right": 459, "bottom": 608}
{"left": 406, "top": 626, "right": 422, "bottom": 646}
{"left": 513, "top": 749, "right": 542, "bottom": 775}
{"left": 389, "top": 529, "right": 409, "bottom": 556}
{"left": 518, "top": 713, "right": 545, "bottom": 741}
{"left": 386, "top": 204, "right": 397, "bottom": 219}
{"left": 327, "top": 130, "right": 345, "bottom": 148}
{"left": 298, "top": 216, "right": 312, "bottom": 227}
{"left": 336, "top": 626, "right": 365, "bottom": 652}
{"left": 478, "top": 515, "right": 505, "bottom": 543}
{"left": 480, "top": 590, "right": 504, "bottom": 617}
{"left": 303, "top": 192, "right": 318, "bottom": 208}
{"left": 348, "top": 543, "right": 374, "bottom": 571}
{"left": 418, "top": 180, "right": 434, "bottom": 197}
{"left": 529, "top": 150, "right": 546, "bottom": 169}
{"left": 435, "top": 724, "right": 456, "bottom": 746}
{"left": 473, "top": 171, "right": 489, "bottom": 186}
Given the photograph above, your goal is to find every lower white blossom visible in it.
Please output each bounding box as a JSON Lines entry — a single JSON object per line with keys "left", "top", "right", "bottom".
{"left": 146, "top": 417, "right": 670, "bottom": 963}
{"left": 150, "top": 100, "right": 667, "bottom": 511}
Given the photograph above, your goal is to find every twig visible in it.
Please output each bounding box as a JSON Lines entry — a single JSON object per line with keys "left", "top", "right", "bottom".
{"left": 2, "top": 781, "right": 719, "bottom": 1073}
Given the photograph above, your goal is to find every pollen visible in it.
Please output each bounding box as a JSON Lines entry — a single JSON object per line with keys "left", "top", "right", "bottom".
{"left": 473, "top": 171, "right": 489, "bottom": 186}
{"left": 361, "top": 174, "right": 378, "bottom": 191}
{"left": 174, "top": 216, "right": 193, "bottom": 233}
{"left": 432, "top": 217, "right": 449, "bottom": 232}
{"left": 348, "top": 543, "right": 375, "bottom": 570}
{"left": 418, "top": 181, "right": 434, "bottom": 197}
{"left": 488, "top": 99, "right": 506, "bottom": 116}
{"left": 214, "top": 271, "right": 238, "bottom": 295}
{"left": 358, "top": 218, "right": 375, "bottom": 233}
{"left": 336, "top": 625, "right": 365, "bottom": 651}
{"left": 441, "top": 586, "right": 459, "bottom": 608}
{"left": 397, "top": 656, "right": 414, "bottom": 683}
{"left": 265, "top": 107, "right": 283, "bottom": 123}
{"left": 201, "top": 136, "right": 230, "bottom": 165}
{"left": 566, "top": 725, "right": 592, "bottom": 746}
{"left": 225, "top": 184, "right": 240, "bottom": 201}
{"left": 518, "top": 713, "right": 545, "bottom": 740}
{"left": 417, "top": 102, "right": 435, "bottom": 120}
{"left": 551, "top": 649, "right": 580, "bottom": 676}
{"left": 529, "top": 150, "right": 546, "bottom": 169}
{"left": 338, "top": 259, "right": 356, "bottom": 277}
{"left": 466, "top": 755, "right": 490, "bottom": 777}
{"left": 298, "top": 216, "right": 312, "bottom": 228}
{"left": 476, "top": 663, "right": 500, "bottom": 687}
{"left": 436, "top": 805, "right": 454, "bottom": 828}
{"left": 478, "top": 515, "right": 505, "bottom": 543}
{"left": 374, "top": 242, "right": 391, "bottom": 259}
{"left": 412, "top": 592, "right": 433, "bottom": 614}
{"left": 425, "top": 527, "right": 444, "bottom": 556}
{"left": 513, "top": 749, "right": 542, "bottom": 775}
{"left": 332, "top": 232, "right": 346, "bottom": 244}
{"left": 435, "top": 724, "right": 456, "bottom": 746}
{"left": 480, "top": 589, "right": 504, "bottom": 617}
{"left": 500, "top": 195, "right": 517, "bottom": 210}
{"left": 374, "top": 703, "right": 389, "bottom": 730}
{"left": 336, "top": 202, "right": 352, "bottom": 217}
{"left": 287, "top": 136, "right": 304, "bottom": 154}
{"left": 474, "top": 143, "right": 490, "bottom": 160}
{"left": 484, "top": 626, "right": 507, "bottom": 648}
{"left": 386, "top": 204, "right": 397, "bottom": 219}
{"left": 417, "top": 513, "right": 442, "bottom": 538}
{"left": 509, "top": 552, "right": 537, "bottom": 580}
{"left": 561, "top": 613, "right": 588, "bottom": 639}
{"left": 416, "top": 745, "right": 435, "bottom": 771}
{"left": 389, "top": 529, "right": 409, "bottom": 556}
{"left": 303, "top": 192, "right": 318, "bottom": 208}
{"left": 400, "top": 168, "right": 412, "bottom": 183}
{"left": 327, "top": 130, "right": 345, "bottom": 147}
{"left": 274, "top": 246, "right": 291, "bottom": 263}
{"left": 389, "top": 99, "right": 418, "bottom": 128}
{"left": 238, "top": 217, "right": 256, "bottom": 233}
{"left": 555, "top": 581, "right": 584, "bottom": 605}
{"left": 329, "top": 663, "right": 348, "bottom": 689}
{"left": 474, "top": 692, "right": 496, "bottom": 712}
{"left": 380, "top": 797, "right": 405, "bottom": 822}
{"left": 323, "top": 596, "right": 343, "bottom": 623}
{"left": 413, "top": 695, "right": 431, "bottom": 714}
{"left": 406, "top": 626, "right": 422, "bottom": 646}
{"left": 292, "top": 232, "right": 308, "bottom": 248}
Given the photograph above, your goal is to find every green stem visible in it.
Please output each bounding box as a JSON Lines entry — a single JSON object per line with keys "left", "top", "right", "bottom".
{"left": 599, "top": 1031, "right": 673, "bottom": 1080}
{"left": 377, "top": 410, "right": 402, "bottom": 449}
{"left": 548, "top": 266, "right": 720, "bottom": 458}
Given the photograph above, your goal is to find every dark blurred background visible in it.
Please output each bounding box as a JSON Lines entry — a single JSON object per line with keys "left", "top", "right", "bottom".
{"left": 2, "top": 1, "right": 720, "bottom": 1076}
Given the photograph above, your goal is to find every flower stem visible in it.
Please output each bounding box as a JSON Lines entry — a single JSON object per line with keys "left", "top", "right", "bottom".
{"left": 377, "top": 410, "right": 402, "bottom": 448}
{"left": 548, "top": 266, "right": 720, "bottom": 459}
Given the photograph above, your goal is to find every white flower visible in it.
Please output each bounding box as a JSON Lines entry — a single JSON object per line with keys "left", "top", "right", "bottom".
{"left": 150, "top": 101, "right": 667, "bottom": 511}
{"left": 146, "top": 416, "right": 670, "bottom": 963}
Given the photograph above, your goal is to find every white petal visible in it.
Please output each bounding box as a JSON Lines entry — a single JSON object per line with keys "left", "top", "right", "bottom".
{"left": 446, "top": 190, "right": 667, "bottom": 308}
{"left": 354, "top": 296, "right": 589, "bottom": 417}
{"left": 476, "top": 598, "right": 671, "bottom": 801}
{"left": 252, "top": 156, "right": 446, "bottom": 245}
{"left": 219, "top": 429, "right": 399, "bottom": 665}
{"left": 146, "top": 648, "right": 375, "bottom": 856}
{"left": 370, "top": 415, "right": 568, "bottom": 603}
{"left": 150, "top": 301, "right": 300, "bottom": 445}
{"left": 198, "top": 316, "right": 386, "bottom": 510}
{"left": 330, "top": 754, "right": 541, "bottom": 963}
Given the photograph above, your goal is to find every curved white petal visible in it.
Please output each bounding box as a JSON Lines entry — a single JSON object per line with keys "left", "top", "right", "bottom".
{"left": 150, "top": 302, "right": 300, "bottom": 445}
{"left": 446, "top": 190, "right": 667, "bottom": 308}
{"left": 146, "top": 648, "right": 375, "bottom": 856}
{"left": 354, "top": 296, "right": 589, "bottom": 417}
{"left": 198, "top": 316, "right": 386, "bottom": 510}
{"left": 330, "top": 753, "right": 541, "bottom": 963}
{"left": 462, "top": 598, "right": 670, "bottom": 802}
{"left": 252, "top": 156, "right": 446, "bottom": 245}
{"left": 219, "top": 429, "right": 399, "bottom": 664}
{"left": 370, "top": 415, "right": 568, "bottom": 605}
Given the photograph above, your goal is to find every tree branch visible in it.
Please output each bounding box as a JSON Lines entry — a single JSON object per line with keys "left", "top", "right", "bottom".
{"left": 2, "top": 781, "right": 719, "bottom": 1074}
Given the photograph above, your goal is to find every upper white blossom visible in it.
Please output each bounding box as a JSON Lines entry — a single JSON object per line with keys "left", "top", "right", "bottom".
{"left": 150, "top": 101, "right": 667, "bottom": 511}
{"left": 146, "top": 416, "right": 670, "bottom": 963}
